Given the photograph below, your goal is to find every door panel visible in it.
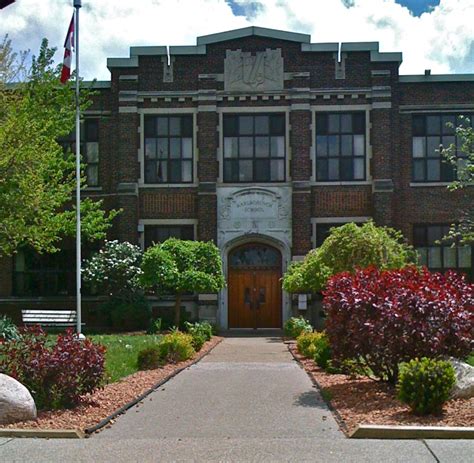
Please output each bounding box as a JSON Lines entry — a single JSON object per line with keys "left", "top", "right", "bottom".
{"left": 255, "top": 270, "right": 281, "bottom": 328}
{"left": 228, "top": 270, "right": 256, "bottom": 328}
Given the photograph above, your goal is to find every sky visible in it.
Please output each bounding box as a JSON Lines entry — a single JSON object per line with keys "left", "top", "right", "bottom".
{"left": 1, "top": 0, "right": 473, "bottom": 81}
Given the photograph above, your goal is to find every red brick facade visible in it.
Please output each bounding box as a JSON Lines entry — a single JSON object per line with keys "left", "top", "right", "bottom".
{"left": 1, "top": 27, "right": 473, "bottom": 328}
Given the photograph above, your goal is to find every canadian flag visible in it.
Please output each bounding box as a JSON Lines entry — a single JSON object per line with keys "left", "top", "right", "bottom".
{"left": 60, "top": 14, "right": 74, "bottom": 84}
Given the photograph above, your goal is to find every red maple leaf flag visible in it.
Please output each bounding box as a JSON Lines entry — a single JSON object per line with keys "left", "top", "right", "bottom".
{"left": 60, "top": 14, "right": 75, "bottom": 84}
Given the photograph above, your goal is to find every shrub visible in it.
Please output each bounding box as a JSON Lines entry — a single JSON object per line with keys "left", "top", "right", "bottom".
{"left": 157, "top": 331, "right": 195, "bottom": 363}
{"left": 397, "top": 358, "right": 456, "bottom": 415}
{"left": 0, "top": 314, "right": 20, "bottom": 342}
{"left": 184, "top": 322, "right": 213, "bottom": 351}
{"left": 284, "top": 316, "right": 312, "bottom": 338}
{"left": 324, "top": 266, "right": 473, "bottom": 383}
{"left": 147, "top": 318, "right": 162, "bottom": 334}
{"left": 296, "top": 331, "right": 332, "bottom": 369}
{"left": 0, "top": 326, "right": 106, "bottom": 409}
{"left": 282, "top": 255, "right": 331, "bottom": 294}
{"left": 137, "top": 346, "right": 161, "bottom": 370}
{"left": 104, "top": 295, "right": 151, "bottom": 331}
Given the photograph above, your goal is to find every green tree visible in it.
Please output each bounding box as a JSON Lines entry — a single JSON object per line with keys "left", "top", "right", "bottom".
{"left": 282, "top": 221, "right": 416, "bottom": 294}
{"left": 442, "top": 116, "right": 474, "bottom": 244}
{"left": 0, "top": 37, "right": 118, "bottom": 257}
{"left": 140, "top": 239, "right": 225, "bottom": 327}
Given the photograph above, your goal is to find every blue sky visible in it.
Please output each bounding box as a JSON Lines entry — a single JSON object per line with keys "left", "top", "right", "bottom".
{"left": 2, "top": 0, "right": 473, "bottom": 80}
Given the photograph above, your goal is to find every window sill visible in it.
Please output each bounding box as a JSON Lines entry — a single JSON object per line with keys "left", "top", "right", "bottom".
{"left": 139, "top": 183, "right": 198, "bottom": 188}
{"left": 84, "top": 186, "right": 102, "bottom": 191}
{"left": 217, "top": 182, "right": 292, "bottom": 187}
{"left": 409, "top": 182, "right": 451, "bottom": 187}
{"left": 311, "top": 181, "right": 372, "bottom": 186}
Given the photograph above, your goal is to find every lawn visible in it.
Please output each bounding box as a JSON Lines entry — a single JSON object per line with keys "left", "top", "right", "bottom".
{"left": 89, "top": 334, "right": 162, "bottom": 383}
{"left": 467, "top": 353, "right": 474, "bottom": 367}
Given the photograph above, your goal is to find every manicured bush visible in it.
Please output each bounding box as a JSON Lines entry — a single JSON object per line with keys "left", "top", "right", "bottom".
{"left": 184, "top": 321, "right": 213, "bottom": 351}
{"left": 296, "top": 331, "right": 332, "bottom": 370}
{"left": 397, "top": 358, "right": 456, "bottom": 415}
{"left": 324, "top": 266, "right": 473, "bottom": 383}
{"left": 137, "top": 346, "right": 161, "bottom": 370}
{"left": 0, "top": 314, "right": 20, "bottom": 341}
{"left": 0, "top": 326, "right": 106, "bottom": 409}
{"left": 282, "top": 255, "right": 331, "bottom": 294}
{"left": 284, "top": 316, "right": 312, "bottom": 338}
{"left": 157, "top": 331, "right": 195, "bottom": 363}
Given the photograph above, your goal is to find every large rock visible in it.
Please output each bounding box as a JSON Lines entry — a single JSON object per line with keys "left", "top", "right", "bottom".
{"left": 449, "top": 358, "right": 474, "bottom": 399}
{"left": 0, "top": 374, "right": 37, "bottom": 425}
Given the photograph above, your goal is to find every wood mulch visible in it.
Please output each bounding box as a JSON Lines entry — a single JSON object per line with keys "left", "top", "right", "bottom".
{"left": 0, "top": 336, "right": 223, "bottom": 432}
{"left": 288, "top": 342, "right": 474, "bottom": 436}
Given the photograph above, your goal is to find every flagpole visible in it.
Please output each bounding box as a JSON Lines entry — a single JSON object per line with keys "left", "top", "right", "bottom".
{"left": 74, "top": 0, "right": 83, "bottom": 338}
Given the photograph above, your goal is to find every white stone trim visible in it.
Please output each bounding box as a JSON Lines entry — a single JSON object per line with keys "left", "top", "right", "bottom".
{"left": 217, "top": 106, "right": 291, "bottom": 184}
{"left": 311, "top": 216, "right": 371, "bottom": 249}
{"left": 310, "top": 104, "right": 372, "bottom": 184}
{"left": 138, "top": 109, "right": 198, "bottom": 187}
{"left": 138, "top": 219, "right": 198, "bottom": 250}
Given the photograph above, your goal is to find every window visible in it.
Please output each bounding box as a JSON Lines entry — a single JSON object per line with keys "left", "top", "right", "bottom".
{"left": 315, "top": 112, "right": 366, "bottom": 181}
{"left": 144, "top": 115, "right": 193, "bottom": 184}
{"left": 412, "top": 114, "right": 473, "bottom": 182}
{"left": 13, "top": 248, "right": 75, "bottom": 297}
{"left": 223, "top": 114, "right": 285, "bottom": 182}
{"left": 144, "top": 225, "right": 194, "bottom": 249}
{"left": 413, "top": 224, "right": 472, "bottom": 278}
{"left": 60, "top": 119, "right": 100, "bottom": 186}
{"left": 315, "top": 223, "right": 341, "bottom": 248}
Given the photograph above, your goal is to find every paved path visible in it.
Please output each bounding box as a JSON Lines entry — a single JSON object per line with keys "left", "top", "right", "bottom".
{"left": 1, "top": 337, "right": 473, "bottom": 462}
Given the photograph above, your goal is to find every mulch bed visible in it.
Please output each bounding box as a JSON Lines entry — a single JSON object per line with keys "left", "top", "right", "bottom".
{"left": 0, "top": 336, "right": 223, "bottom": 432}
{"left": 288, "top": 342, "right": 474, "bottom": 436}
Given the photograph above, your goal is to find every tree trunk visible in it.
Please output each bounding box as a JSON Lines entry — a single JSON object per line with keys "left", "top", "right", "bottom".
{"left": 174, "top": 293, "right": 182, "bottom": 328}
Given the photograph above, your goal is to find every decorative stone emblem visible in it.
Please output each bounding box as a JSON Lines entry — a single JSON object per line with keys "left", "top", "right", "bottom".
{"left": 224, "top": 48, "right": 284, "bottom": 92}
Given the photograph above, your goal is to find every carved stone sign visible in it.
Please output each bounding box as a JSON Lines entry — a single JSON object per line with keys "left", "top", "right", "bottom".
{"left": 217, "top": 187, "right": 291, "bottom": 248}
{"left": 224, "top": 48, "right": 284, "bottom": 92}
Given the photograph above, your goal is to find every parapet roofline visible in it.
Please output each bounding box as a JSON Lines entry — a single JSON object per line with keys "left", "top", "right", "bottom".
{"left": 400, "top": 74, "right": 474, "bottom": 83}
{"left": 106, "top": 26, "right": 403, "bottom": 69}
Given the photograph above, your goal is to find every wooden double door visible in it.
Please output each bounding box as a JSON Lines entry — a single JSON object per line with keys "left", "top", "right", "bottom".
{"left": 228, "top": 243, "right": 282, "bottom": 329}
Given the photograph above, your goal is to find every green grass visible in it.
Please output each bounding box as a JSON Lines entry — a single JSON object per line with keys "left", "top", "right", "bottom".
{"left": 89, "top": 334, "right": 162, "bottom": 383}
{"left": 466, "top": 354, "right": 474, "bottom": 367}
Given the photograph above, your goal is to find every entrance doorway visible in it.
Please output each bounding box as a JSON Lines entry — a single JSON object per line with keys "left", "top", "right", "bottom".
{"left": 228, "top": 243, "right": 282, "bottom": 329}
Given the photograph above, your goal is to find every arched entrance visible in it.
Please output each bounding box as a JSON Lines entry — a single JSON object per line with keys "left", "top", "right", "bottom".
{"left": 228, "top": 243, "right": 282, "bottom": 329}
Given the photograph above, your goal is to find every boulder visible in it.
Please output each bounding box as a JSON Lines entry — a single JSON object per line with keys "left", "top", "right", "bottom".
{"left": 0, "top": 374, "right": 37, "bottom": 425}
{"left": 449, "top": 358, "right": 474, "bottom": 399}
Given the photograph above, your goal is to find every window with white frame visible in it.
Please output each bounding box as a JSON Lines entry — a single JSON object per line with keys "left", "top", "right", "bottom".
{"left": 144, "top": 115, "right": 193, "bottom": 184}
{"left": 413, "top": 224, "right": 472, "bottom": 279}
{"left": 412, "top": 113, "right": 473, "bottom": 182}
{"left": 223, "top": 114, "right": 286, "bottom": 182}
{"left": 315, "top": 112, "right": 366, "bottom": 181}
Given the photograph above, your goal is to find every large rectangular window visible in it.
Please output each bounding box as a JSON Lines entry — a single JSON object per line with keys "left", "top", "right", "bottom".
{"left": 60, "top": 119, "right": 100, "bottom": 186}
{"left": 13, "top": 248, "right": 75, "bottom": 297}
{"left": 413, "top": 224, "right": 472, "bottom": 279}
{"left": 315, "top": 112, "right": 366, "bottom": 181}
{"left": 144, "top": 225, "right": 195, "bottom": 249}
{"left": 223, "top": 114, "right": 286, "bottom": 182}
{"left": 144, "top": 115, "right": 193, "bottom": 184}
{"left": 412, "top": 114, "right": 473, "bottom": 182}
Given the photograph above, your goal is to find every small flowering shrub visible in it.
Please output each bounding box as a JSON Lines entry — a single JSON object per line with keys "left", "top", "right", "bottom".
{"left": 157, "top": 331, "right": 195, "bottom": 363}
{"left": 185, "top": 321, "right": 213, "bottom": 351}
{"left": 0, "top": 314, "right": 20, "bottom": 341}
{"left": 0, "top": 326, "right": 106, "bottom": 409}
{"left": 284, "top": 316, "right": 312, "bottom": 338}
{"left": 137, "top": 346, "right": 162, "bottom": 370}
{"left": 297, "top": 331, "right": 332, "bottom": 370}
{"left": 324, "top": 266, "right": 473, "bottom": 383}
{"left": 397, "top": 358, "right": 455, "bottom": 415}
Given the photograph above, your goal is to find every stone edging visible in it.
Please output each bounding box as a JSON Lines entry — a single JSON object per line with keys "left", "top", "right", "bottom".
{"left": 0, "top": 428, "right": 84, "bottom": 439}
{"left": 286, "top": 341, "right": 350, "bottom": 436}
{"left": 350, "top": 424, "right": 474, "bottom": 439}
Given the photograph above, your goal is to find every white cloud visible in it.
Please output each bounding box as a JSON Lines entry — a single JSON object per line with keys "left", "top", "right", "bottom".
{"left": 1, "top": 0, "right": 473, "bottom": 80}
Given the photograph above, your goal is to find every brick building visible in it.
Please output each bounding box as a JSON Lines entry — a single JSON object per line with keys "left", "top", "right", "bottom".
{"left": 1, "top": 26, "right": 473, "bottom": 329}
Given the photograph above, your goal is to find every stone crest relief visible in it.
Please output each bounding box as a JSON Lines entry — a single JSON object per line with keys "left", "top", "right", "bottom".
{"left": 224, "top": 48, "right": 284, "bottom": 92}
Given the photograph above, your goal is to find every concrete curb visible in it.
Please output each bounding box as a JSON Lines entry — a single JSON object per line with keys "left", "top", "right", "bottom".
{"left": 0, "top": 428, "right": 84, "bottom": 439}
{"left": 84, "top": 336, "right": 224, "bottom": 435}
{"left": 350, "top": 424, "right": 474, "bottom": 439}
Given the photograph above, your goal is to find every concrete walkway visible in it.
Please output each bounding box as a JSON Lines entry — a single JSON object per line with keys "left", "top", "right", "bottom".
{"left": 1, "top": 336, "right": 473, "bottom": 462}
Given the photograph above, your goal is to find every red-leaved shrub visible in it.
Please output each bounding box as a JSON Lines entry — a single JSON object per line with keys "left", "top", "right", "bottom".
{"left": 0, "top": 326, "right": 106, "bottom": 409}
{"left": 323, "top": 266, "right": 473, "bottom": 383}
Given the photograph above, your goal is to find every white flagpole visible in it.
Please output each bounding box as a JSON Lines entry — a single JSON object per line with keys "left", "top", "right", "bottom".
{"left": 74, "top": 0, "right": 83, "bottom": 338}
